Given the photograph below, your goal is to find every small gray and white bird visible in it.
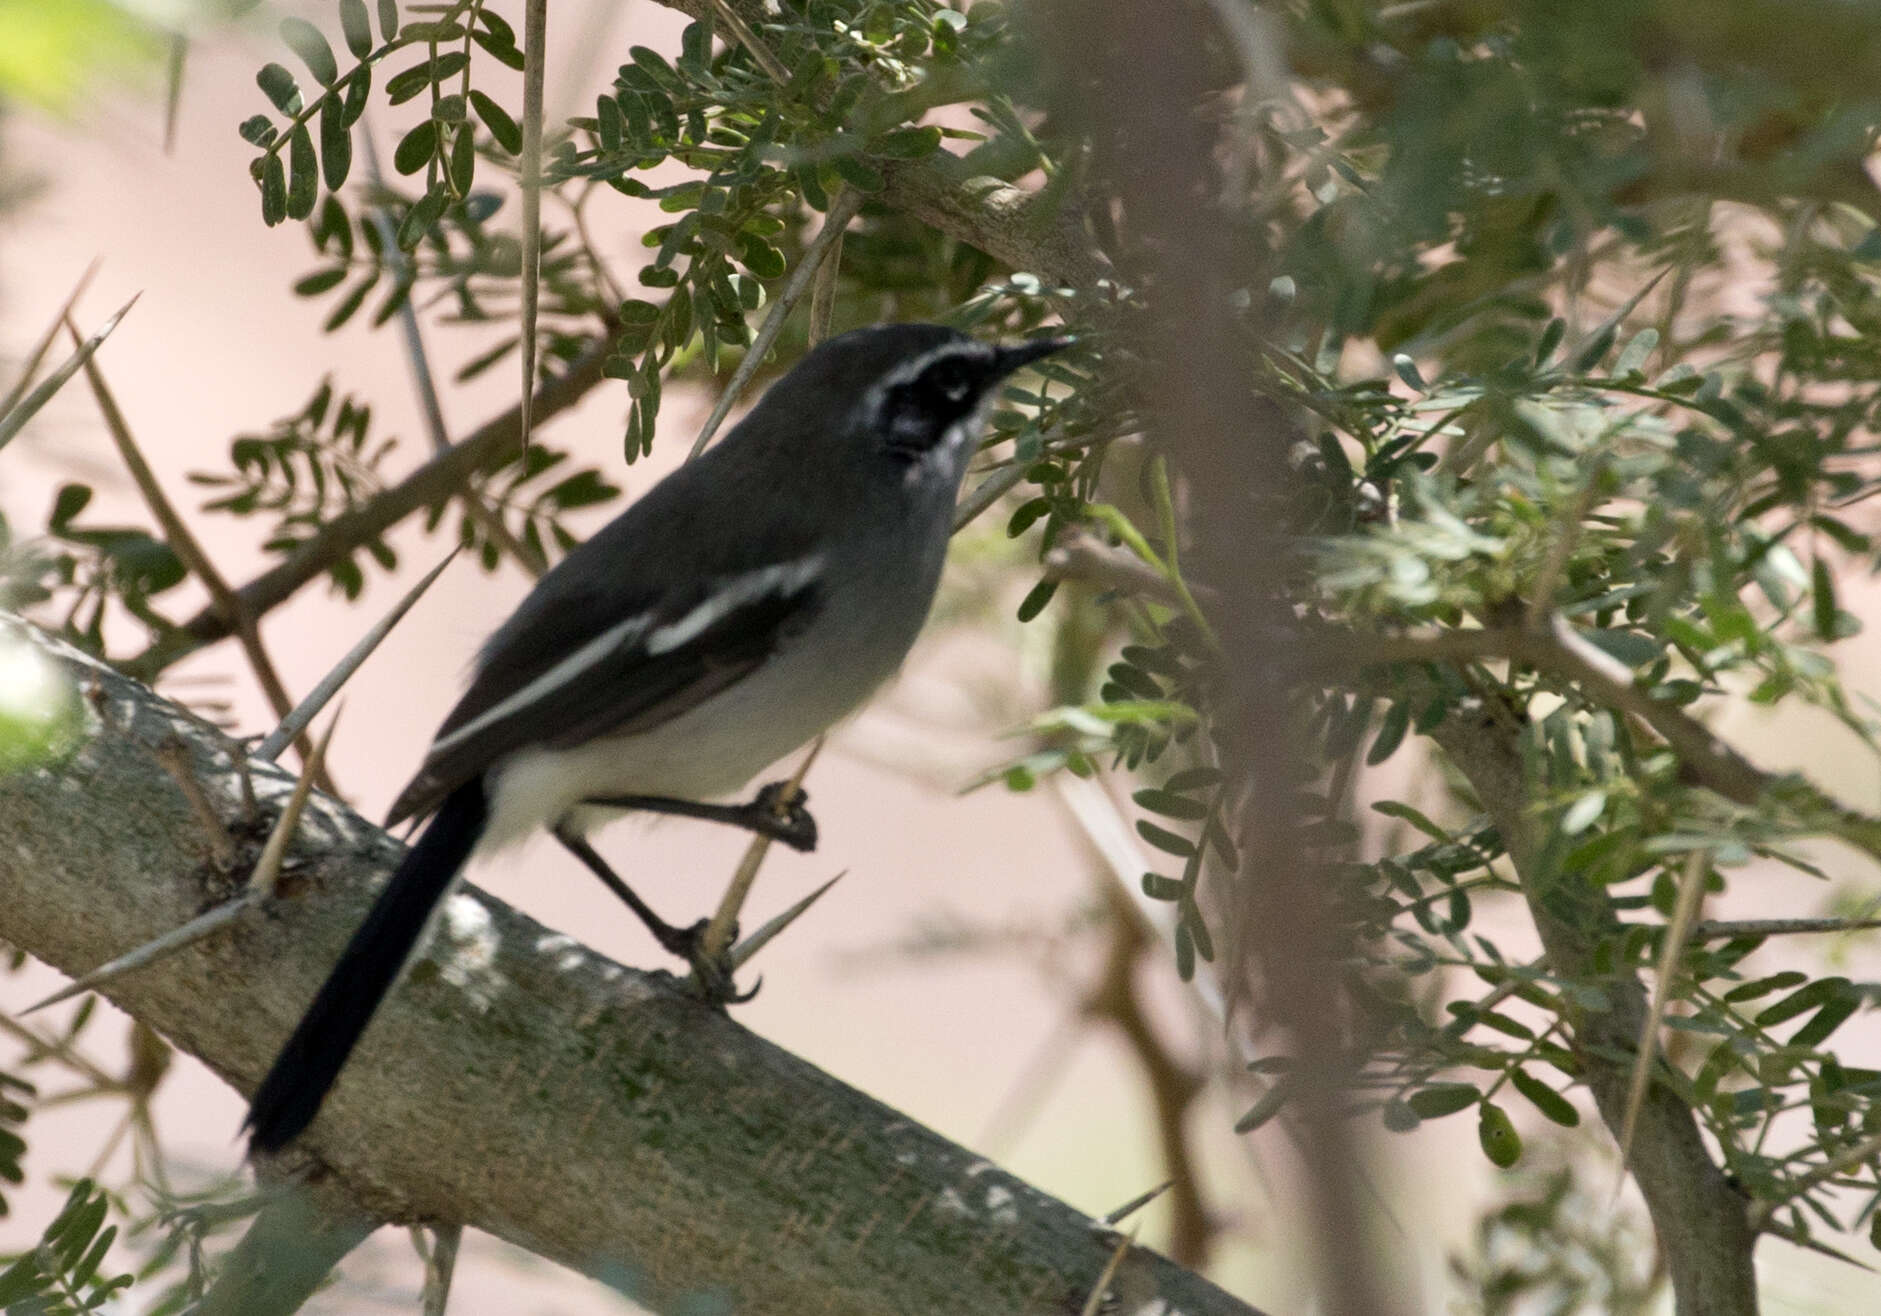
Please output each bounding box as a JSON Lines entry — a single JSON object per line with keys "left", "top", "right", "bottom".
{"left": 245, "top": 322, "right": 1068, "bottom": 1151}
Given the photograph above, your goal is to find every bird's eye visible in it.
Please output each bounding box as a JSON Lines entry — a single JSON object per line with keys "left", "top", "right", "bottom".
{"left": 879, "top": 356, "right": 987, "bottom": 458}
{"left": 926, "top": 361, "right": 973, "bottom": 404}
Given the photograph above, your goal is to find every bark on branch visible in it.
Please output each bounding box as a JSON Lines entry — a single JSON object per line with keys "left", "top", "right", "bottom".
{"left": 0, "top": 615, "right": 1258, "bottom": 1316}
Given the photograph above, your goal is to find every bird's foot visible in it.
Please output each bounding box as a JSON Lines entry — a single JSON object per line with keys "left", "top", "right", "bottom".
{"left": 657, "top": 917, "right": 760, "bottom": 1005}
{"left": 744, "top": 781, "right": 817, "bottom": 852}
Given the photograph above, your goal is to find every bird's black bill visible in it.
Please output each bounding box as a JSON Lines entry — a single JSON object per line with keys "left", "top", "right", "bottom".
{"left": 992, "top": 335, "right": 1074, "bottom": 378}
{"left": 245, "top": 780, "right": 488, "bottom": 1153}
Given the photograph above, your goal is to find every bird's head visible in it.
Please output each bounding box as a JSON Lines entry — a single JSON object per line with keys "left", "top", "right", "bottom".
{"left": 733, "top": 323, "right": 1071, "bottom": 492}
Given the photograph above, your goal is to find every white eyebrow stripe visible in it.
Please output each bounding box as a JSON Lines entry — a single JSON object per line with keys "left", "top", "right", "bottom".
{"left": 645, "top": 556, "right": 822, "bottom": 655}
{"left": 428, "top": 613, "right": 654, "bottom": 756}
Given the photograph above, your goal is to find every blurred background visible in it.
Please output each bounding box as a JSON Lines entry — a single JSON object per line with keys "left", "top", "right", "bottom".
{"left": 3, "top": 2, "right": 1880, "bottom": 1313}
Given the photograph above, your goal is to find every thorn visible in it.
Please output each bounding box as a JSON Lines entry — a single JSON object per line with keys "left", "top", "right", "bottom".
{"left": 22, "top": 890, "right": 265, "bottom": 1016}
{"left": 0, "top": 292, "right": 139, "bottom": 455}
{"left": 22, "top": 715, "right": 341, "bottom": 1015}
{"left": 1101, "top": 1179, "right": 1174, "bottom": 1227}
{"left": 248, "top": 709, "right": 342, "bottom": 898}
{"left": 0, "top": 259, "right": 100, "bottom": 421}
{"left": 253, "top": 551, "right": 457, "bottom": 763}
{"left": 153, "top": 736, "right": 237, "bottom": 871}
{"left": 1079, "top": 1224, "right": 1137, "bottom": 1316}
{"left": 728, "top": 872, "right": 846, "bottom": 971}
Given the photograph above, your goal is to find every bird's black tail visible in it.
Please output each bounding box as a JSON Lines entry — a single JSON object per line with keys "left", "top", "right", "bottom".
{"left": 245, "top": 780, "right": 488, "bottom": 1153}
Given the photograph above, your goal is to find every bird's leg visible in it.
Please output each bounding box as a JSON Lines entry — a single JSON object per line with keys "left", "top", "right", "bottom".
{"left": 552, "top": 828, "right": 755, "bottom": 1004}
{"left": 580, "top": 781, "right": 818, "bottom": 852}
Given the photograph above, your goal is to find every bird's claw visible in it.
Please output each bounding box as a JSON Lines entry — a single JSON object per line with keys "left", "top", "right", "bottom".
{"left": 750, "top": 780, "right": 818, "bottom": 852}
{"left": 660, "top": 918, "right": 761, "bottom": 1006}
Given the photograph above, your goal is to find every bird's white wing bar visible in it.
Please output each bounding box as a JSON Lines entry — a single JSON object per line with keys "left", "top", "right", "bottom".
{"left": 428, "top": 613, "right": 653, "bottom": 756}
{"left": 427, "top": 555, "right": 823, "bottom": 758}
{"left": 645, "top": 556, "right": 823, "bottom": 656}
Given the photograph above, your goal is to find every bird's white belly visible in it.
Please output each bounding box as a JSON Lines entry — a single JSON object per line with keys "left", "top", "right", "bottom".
{"left": 478, "top": 608, "right": 911, "bottom": 852}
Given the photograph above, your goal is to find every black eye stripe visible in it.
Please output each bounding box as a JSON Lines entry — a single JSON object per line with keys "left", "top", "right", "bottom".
{"left": 874, "top": 352, "right": 993, "bottom": 460}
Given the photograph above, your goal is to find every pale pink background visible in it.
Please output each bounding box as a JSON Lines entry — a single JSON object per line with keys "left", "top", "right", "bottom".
{"left": 3, "top": 5, "right": 1879, "bottom": 1313}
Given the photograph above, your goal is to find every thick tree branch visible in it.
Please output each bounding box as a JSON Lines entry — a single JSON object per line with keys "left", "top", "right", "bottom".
{"left": 0, "top": 616, "right": 1259, "bottom": 1316}
{"left": 1324, "top": 619, "right": 1767, "bottom": 805}
{"left": 1430, "top": 708, "right": 1759, "bottom": 1316}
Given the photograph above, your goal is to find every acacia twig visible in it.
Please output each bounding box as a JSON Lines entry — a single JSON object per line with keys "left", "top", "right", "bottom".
{"left": 517, "top": 0, "right": 548, "bottom": 455}
{"left": 688, "top": 188, "right": 865, "bottom": 459}
{"left": 1748, "top": 1129, "right": 1881, "bottom": 1233}
{"left": 2, "top": 613, "right": 1264, "bottom": 1316}
{"left": 698, "top": 739, "right": 824, "bottom": 968}
{"left": 63, "top": 316, "right": 330, "bottom": 789}
{"left": 360, "top": 131, "right": 545, "bottom": 576}
{"left": 131, "top": 336, "right": 613, "bottom": 677}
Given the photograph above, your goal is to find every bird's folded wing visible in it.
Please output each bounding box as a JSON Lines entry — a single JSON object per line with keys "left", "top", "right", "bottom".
{"left": 385, "top": 556, "right": 824, "bottom": 827}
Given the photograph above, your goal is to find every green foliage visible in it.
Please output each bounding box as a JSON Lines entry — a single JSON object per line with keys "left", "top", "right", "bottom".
{"left": 0, "top": 1179, "right": 133, "bottom": 1313}
{"left": 0, "top": 1068, "right": 29, "bottom": 1215}
{"left": 41, "top": 483, "right": 185, "bottom": 652}
{"left": 434, "top": 441, "right": 620, "bottom": 573}
{"left": 188, "top": 379, "right": 397, "bottom": 599}
{"left": 0, "top": 0, "right": 158, "bottom": 110}
{"left": 1450, "top": 1152, "right": 1662, "bottom": 1314}
{"left": 12, "top": 0, "right": 1881, "bottom": 1300}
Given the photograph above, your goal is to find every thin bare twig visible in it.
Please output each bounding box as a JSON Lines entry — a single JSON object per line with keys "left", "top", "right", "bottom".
{"left": 253, "top": 550, "right": 457, "bottom": 763}
{"left": 249, "top": 712, "right": 341, "bottom": 897}
{"left": 133, "top": 336, "right": 613, "bottom": 676}
{"left": 361, "top": 132, "right": 544, "bottom": 575}
{"left": 1617, "top": 848, "right": 1710, "bottom": 1179}
{"left": 1079, "top": 1227, "right": 1136, "bottom": 1316}
{"left": 708, "top": 0, "right": 791, "bottom": 82}
{"left": 1044, "top": 529, "right": 1188, "bottom": 604}
{"left": 1329, "top": 618, "right": 1770, "bottom": 806}
{"left": 699, "top": 739, "right": 824, "bottom": 967}
{"left": 808, "top": 227, "right": 844, "bottom": 346}
{"left": 517, "top": 0, "right": 549, "bottom": 454}
{"left": 64, "top": 316, "right": 325, "bottom": 783}
{"left": 688, "top": 189, "right": 865, "bottom": 459}
{"left": 954, "top": 458, "right": 1030, "bottom": 533}
{"left": 1686, "top": 916, "right": 1881, "bottom": 939}
{"left": 0, "top": 1013, "right": 119, "bottom": 1089}
{"left": 153, "top": 738, "right": 237, "bottom": 871}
